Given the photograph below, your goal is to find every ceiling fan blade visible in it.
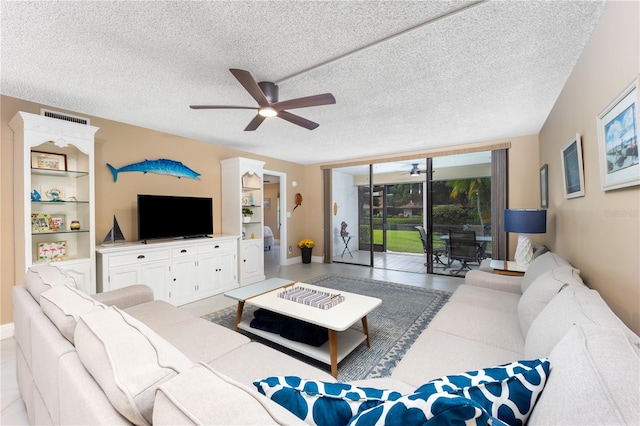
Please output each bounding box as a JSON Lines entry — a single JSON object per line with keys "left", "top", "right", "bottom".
{"left": 189, "top": 105, "right": 258, "bottom": 110}
{"left": 272, "top": 93, "right": 336, "bottom": 111}
{"left": 244, "top": 114, "right": 266, "bottom": 131}
{"left": 229, "top": 69, "right": 271, "bottom": 107}
{"left": 277, "top": 110, "right": 319, "bottom": 130}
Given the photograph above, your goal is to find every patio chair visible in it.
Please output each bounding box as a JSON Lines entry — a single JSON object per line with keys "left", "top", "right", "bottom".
{"left": 448, "top": 230, "right": 482, "bottom": 275}
{"left": 415, "top": 226, "right": 447, "bottom": 267}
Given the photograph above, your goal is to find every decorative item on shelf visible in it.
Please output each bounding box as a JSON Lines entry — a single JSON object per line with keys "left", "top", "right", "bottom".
{"left": 42, "top": 185, "right": 65, "bottom": 201}
{"left": 293, "top": 193, "right": 303, "bottom": 211}
{"left": 251, "top": 233, "right": 255, "bottom": 239}
{"left": 504, "top": 209, "right": 547, "bottom": 267}
{"left": 242, "top": 208, "right": 254, "bottom": 223}
{"left": 31, "top": 151, "right": 67, "bottom": 171}
{"left": 298, "top": 239, "right": 314, "bottom": 264}
{"left": 50, "top": 214, "right": 66, "bottom": 231}
{"left": 241, "top": 196, "right": 249, "bottom": 206}
{"left": 31, "top": 213, "right": 52, "bottom": 233}
{"left": 106, "top": 158, "right": 201, "bottom": 182}
{"left": 102, "top": 215, "right": 126, "bottom": 246}
{"left": 31, "top": 189, "right": 41, "bottom": 201}
{"left": 249, "top": 192, "right": 254, "bottom": 205}
{"left": 340, "top": 221, "right": 349, "bottom": 237}
{"left": 37, "top": 240, "right": 67, "bottom": 261}
{"left": 70, "top": 220, "right": 81, "bottom": 231}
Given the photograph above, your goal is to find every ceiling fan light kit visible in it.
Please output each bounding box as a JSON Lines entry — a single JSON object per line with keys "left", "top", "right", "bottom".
{"left": 191, "top": 68, "right": 335, "bottom": 131}
{"left": 410, "top": 163, "right": 421, "bottom": 176}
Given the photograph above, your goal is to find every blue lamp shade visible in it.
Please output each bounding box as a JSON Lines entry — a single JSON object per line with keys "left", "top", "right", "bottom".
{"left": 504, "top": 209, "right": 547, "bottom": 234}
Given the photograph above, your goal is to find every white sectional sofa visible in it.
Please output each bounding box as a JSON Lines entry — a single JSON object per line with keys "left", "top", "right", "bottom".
{"left": 12, "top": 252, "right": 640, "bottom": 425}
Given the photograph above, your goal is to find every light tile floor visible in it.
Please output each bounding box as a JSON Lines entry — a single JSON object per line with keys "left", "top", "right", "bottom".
{"left": 2, "top": 245, "right": 463, "bottom": 425}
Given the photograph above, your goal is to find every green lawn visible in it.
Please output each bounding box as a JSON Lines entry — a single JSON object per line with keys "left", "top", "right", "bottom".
{"left": 372, "top": 229, "right": 431, "bottom": 253}
{"left": 372, "top": 229, "right": 491, "bottom": 256}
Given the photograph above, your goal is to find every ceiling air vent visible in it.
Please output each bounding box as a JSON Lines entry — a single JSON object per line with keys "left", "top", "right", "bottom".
{"left": 40, "top": 109, "right": 90, "bottom": 125}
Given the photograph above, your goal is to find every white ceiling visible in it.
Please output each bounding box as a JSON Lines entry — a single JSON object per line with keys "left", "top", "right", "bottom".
{"left": 1, "top": 0, "right": 606, "bottom": 166}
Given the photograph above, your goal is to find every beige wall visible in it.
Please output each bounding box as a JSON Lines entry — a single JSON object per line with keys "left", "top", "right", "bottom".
{"left": 539, "top": 0, "right": 639, "bottom": 333}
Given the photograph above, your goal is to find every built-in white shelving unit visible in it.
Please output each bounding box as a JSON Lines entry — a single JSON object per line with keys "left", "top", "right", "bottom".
{"left": 10, "top": 111, "right": 99, "bottom": 293}
{"left": 221, "top": 157, "right": 266, "bottom": 285}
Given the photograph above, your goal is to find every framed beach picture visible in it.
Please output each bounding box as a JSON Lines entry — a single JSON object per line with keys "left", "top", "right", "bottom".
{"left": 540, "top": 164, "right": 549, "bottom": 208}
{"left": 31, "top": 151, "right": 67, "bottom": 171}
{"left": 561, "top": 134, "right": 585, "bottom": 199}
{"left": 596, "top": 77, "right": 639, "bottom": 191}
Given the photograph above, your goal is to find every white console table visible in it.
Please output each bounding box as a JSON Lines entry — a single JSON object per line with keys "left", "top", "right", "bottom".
{"left": 96, "top": 235, "right": 240, "bottom": 306}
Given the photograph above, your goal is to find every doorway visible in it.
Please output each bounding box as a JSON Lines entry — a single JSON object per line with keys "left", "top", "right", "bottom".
{"left": 263, "top": 170, "right": 286, "bottom": 275}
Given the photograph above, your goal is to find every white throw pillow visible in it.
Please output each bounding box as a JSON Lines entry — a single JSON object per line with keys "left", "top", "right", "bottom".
{"left": 517, "top": 266, "right": 584, "bottom": 336}
{"left": 520, "top": 252, "right": 570, "bottom": 294}
{"left": 525, "top": 286, "right": 640, "bottom": 359}
{"left": 528, "top": 324, "right": 640, "bottom": 425}
{"left": 25, "top": 264, "right": 76, "bottom": 302}
{"left": 40, "top": 284, "right": 107, "bottom": 344}
{"left": 74, "top": 307, "right": 193, "bottom": 426}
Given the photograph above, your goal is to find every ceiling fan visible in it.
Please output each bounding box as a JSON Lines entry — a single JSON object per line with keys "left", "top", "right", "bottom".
{"left": 190, "top": 69, "right": 336, "bottom": 131}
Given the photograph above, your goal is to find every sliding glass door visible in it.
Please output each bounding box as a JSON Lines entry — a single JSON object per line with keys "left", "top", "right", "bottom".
{"left": 328, "top": 149, "right": 503, "bottom": 275}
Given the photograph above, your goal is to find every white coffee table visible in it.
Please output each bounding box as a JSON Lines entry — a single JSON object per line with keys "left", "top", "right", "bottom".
{"left": 225, "top": 278, "right": 382, "bottom": 378}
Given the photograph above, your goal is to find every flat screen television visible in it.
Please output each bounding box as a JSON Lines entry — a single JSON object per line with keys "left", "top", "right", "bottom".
{"left": 137, "top": 194, "right": 213, "bottom": 241}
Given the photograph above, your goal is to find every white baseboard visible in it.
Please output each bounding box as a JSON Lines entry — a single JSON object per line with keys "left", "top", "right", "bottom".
{"left": 1, "top": 322, "right": 15, "bottom": 340}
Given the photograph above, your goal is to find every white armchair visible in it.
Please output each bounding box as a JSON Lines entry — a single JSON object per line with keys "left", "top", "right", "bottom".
{"left": 264, "top": 226, "right": 274, "bottom": 250}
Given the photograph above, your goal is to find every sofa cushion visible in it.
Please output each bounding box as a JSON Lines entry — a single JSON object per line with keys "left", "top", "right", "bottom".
{"left": 209, "top": 342, "right": 336, "bottom": 386}
{"left": 520, "top": 252, "right": 570, "bottom": 293}
{"left": 525, "top": 286, "right": 640, "bottom": 359}
{"left": 414, "top": 358, "right": 550, "bottom": 426}
{"left": 428, "top": 302, "right": 525, "bottom": 353}
{"left": 40, "top": 284, "right": 107, "bottom": 344}
{"left": 74, "top": 307, "right": 193, "bottom": 426}
{"left": 528, "top": 324, "right": 640, "bottom": 425}
{"left": 154, "top": 363, "right": 292, "bottom": 425}
{"left": 254, "top": 376, "right": 403, "bottom": 425}
{"left": 25, "top": 264, "right": 76, "bottom": 302}
{"left": 391, "top": 329, "right": 524, "bottom": 387}
{"left": 517, "top": 266, "right": 584, "bottom": 336}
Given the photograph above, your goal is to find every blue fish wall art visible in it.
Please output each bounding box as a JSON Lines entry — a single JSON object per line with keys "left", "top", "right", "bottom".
{"left": 106, "top": 159, "right": 201, "bottom": 182}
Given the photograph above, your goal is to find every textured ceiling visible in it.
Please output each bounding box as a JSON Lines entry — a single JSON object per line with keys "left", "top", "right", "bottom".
{"left": 1, "top": 0, "right": 606, "bottom": 165}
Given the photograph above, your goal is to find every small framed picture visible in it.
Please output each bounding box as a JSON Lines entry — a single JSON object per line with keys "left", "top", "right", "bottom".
{"left": 561, "top": 134, "right": 585, "bottom": 199}
{"left": 241, "top": 196, "right": 250, "bottom": 206}
{"left": 37, "top": 241, "right": 67, "bottom": 261}
{"left": 31, "top": 213, "right": 52, "bottom": 233}
{"left": 50, "top": 214, "right": 66, "bottom": 231}
{"left": 596, "top": 77, "right": 639, "bottom": 191}
{"left": 539, "top": 164, "right": 549, "bottom": 208}
{"left": 31, "top": 151, "right": 67, "bottom": 171}
{"left": 264, "top": 198, "right": 271, "bottom": 209}
{"left": 41, "top": 185, "right": 65, "bottom": 201}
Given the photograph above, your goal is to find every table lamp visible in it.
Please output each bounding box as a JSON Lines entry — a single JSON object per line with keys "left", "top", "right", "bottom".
{"left": 504, "top": 209, "right": 547, "bottom": 267}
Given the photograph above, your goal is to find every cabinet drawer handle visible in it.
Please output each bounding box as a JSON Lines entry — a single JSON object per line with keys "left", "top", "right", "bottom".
{"left": 137, "top": 255, "right": 145, "bottom": 259}
{"left": 181, "top": 249, "right": 187, "bottom": 253}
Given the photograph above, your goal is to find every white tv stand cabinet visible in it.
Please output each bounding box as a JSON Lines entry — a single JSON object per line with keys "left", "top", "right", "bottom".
{"left": 96, "top": 235, "right": 239, "bottom": 306}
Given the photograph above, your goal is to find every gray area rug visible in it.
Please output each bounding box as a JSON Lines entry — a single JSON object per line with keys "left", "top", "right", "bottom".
{"left": 203, "top": 274, "right": 450, "bottom": 381}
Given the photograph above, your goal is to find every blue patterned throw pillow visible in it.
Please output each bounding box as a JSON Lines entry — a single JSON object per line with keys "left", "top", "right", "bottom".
{"left": 253, "top": 376, "right": 402, "bottom": 426}
{"left": 348, "top": 391, "right": 507, "bottom": 426}
{"left": 413, "top": 358, "right": 550, "bottom": 425}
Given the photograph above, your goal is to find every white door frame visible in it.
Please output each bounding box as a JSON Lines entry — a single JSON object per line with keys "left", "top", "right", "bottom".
{"left": 264, "top": 169, "right": 287, "bottom": 266}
